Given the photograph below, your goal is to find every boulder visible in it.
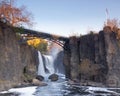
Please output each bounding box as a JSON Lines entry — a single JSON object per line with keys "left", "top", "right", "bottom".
{"left": 0, "top": 93, "right": 19, "bottom": 96}
{"left": 36, "top": 75, "right": 44, "bottom": 81}
{"left": 48, "top": 74, "right": 59, "bottom": 81}
{"left": 32, "top": 79, "right": 47, "bottom": 86}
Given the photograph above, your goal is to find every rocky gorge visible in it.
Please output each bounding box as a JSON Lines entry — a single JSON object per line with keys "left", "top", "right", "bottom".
{"left": 1, "top": 20, "right": 120, "bottom": 92}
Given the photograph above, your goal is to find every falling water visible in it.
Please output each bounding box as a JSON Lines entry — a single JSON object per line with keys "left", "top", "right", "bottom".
{"left": 42, "top": 55, "right": 54, "bottom": 74}
{"left": 37, "top": 44, "right": 64, "bottom": 77}
{"left": 37, "top": 51, "right": 46, "bottom": 76}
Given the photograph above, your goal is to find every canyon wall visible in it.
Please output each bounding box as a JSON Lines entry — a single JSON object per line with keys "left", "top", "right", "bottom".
{"left": 0, "top": 22, "right": 38, "bottom": 91}
{"left": 64, "top": 26, "right": 120, "bottom": 87}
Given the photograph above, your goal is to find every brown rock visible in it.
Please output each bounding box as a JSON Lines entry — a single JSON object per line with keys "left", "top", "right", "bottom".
{"left": 32, "top": 79, "right": 47, "bottom": 86}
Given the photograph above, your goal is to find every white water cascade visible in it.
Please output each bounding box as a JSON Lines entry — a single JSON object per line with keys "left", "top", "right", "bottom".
{"left": 37, "top": 51, "right": 46, "bottom": 76}
{"left": 37, "top": 45, "right": 65, "bottom": 77}
{"left": 42, "top": 55, "right": 54, "bottom": 74}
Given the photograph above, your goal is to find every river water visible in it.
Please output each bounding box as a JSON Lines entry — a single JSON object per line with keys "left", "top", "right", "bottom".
{"left": 34, "top": 74, "right": 120, "bottom": 96}
{"left": 1, "top": 74, "right": 120, "bottom": 96}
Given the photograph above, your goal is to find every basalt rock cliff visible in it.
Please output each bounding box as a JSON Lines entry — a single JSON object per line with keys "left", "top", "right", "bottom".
{"left": 64, "top": 26, "right": 120, "bottom": 87}
{"left": 0, "top": 22, "right": 38, "bottom": 91}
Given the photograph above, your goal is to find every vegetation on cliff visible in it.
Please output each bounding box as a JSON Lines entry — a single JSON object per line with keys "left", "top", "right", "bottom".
{"left": 27, "top": 38, "right": 48, "bottom": 54}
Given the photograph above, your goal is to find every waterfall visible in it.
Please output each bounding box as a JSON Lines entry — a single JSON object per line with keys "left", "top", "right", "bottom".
{"left": 37, "top": 51, "right": 46, "bottom": 76}
{"left": 37, "top": 44, "right": 65, "bottom": 77}
{"left": 43, "top": 55, "right": 54, "bottom": 74}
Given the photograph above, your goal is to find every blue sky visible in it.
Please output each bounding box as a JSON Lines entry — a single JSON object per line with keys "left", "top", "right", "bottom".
{"left": 17, "top": 0, "right": 120, "bottom": 37}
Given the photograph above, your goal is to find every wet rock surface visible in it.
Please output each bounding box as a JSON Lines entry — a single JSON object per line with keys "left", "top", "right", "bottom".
{"left": 32, "top": 79, "right": 47, "bottom": 86}
{"left": 36, "top": 75, "right": 44, "bottom": 81}
{"left": 0, "top": 93, "right": 19, "bottom": 96}
{"left": 48, "top": 74, "right": 59, "bottom": 81}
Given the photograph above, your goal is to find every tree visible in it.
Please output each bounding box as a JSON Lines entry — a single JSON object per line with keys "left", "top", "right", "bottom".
{"left": 27, "top": 38, "right": 48, "bottom": 54}
{"left": 0, "top": 0, "right": 33, "bottom": 27}
{"left": 104, "top": 18, "right": 120, "bottom": 40}
{"left": 104, "top": 18, "right": 120, "bottom": 30}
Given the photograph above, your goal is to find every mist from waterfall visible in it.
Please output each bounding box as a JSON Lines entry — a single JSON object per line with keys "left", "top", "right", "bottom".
{"left": 37, "top": 43, "right": 64, "bottom": 77}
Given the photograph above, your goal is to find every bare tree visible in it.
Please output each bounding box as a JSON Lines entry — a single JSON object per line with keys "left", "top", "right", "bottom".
{"left": 104, "top": 18, "right": 120, "bottom": 29}
{"left": 0, "top": 0, "right": 33, "bottom": 27}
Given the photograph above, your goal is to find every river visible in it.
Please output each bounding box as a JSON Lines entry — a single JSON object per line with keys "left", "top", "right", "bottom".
{"left": 1, "top": 74, "right": 120, "bottom": 96}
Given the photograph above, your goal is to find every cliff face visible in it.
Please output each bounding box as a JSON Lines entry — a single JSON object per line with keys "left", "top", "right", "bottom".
{"left": 54, "top": 51, "right": 65, "bottom": 74}
{"left": 0, "top": 22, "right": 38, "bottom": 91}
{"left": 79, "top": 32, "right": 108, "bottom": 83}
{"left": 103, "top": 27, "right": 120, "bottom": 87}
{"left": 20, "top": 44, "right": 38, "bottom": 83}
{"left": 64, "top": 27, "right": 120, "bottom": 87}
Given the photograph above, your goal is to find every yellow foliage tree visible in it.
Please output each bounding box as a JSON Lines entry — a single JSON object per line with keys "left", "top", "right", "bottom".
{"left": 27, "top": 38, "right": 40, "bottom": 48}
{"left": 27, "top": 38, "right": 48, "bottom": 53}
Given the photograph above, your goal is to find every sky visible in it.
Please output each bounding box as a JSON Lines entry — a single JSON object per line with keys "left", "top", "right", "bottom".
{"left": 17, "top": 0, "right": 120, "bottom": 37}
